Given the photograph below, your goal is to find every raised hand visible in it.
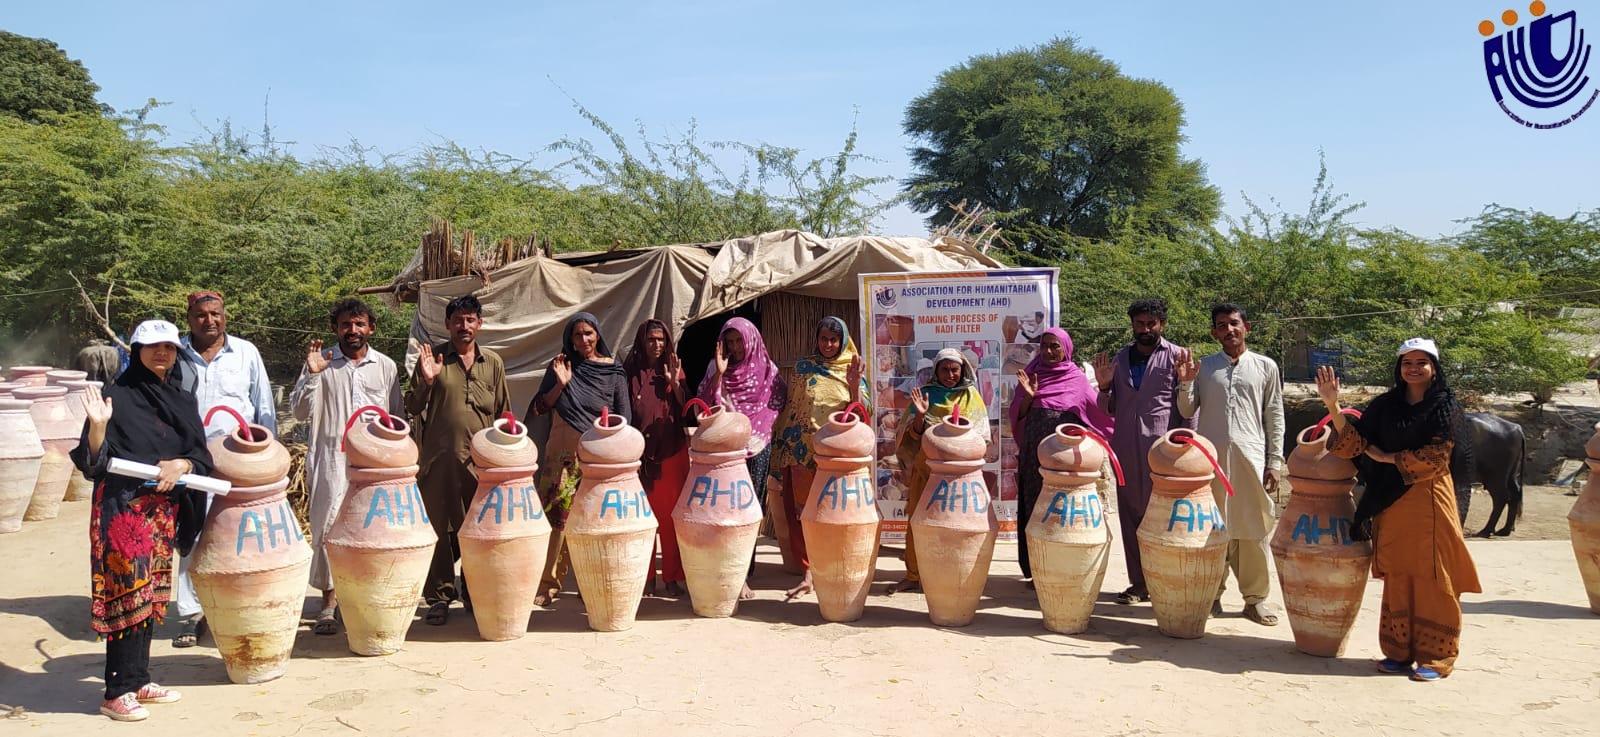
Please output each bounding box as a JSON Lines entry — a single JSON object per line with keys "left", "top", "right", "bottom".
{"left": 1015, "top": 369, "right": 1036, "bottom": 398}
{"left": 713, "top": 340, "right": 729, "bottom": 378}
{"left": 83, "top": 384, "right": 113, "bottom": 427}
{"left": 419, "top": 344, "right": 442, "bottom": 385}
{"left": 1315, "top": 365, "right": 1341, "bottom": 411}
{"left": 306, "top": 339, "right": 330, "bottom": 374}
{"left": 910, "top": 388, "right": 930, "bottom": 416}
{"left": 846, "top": 354, "right": 863, "bottom": 386}
{"left": 666, "top": 351, "right": 682, "bottom": 387}
{"left": 1175, "top": 349, "right": 1199, "bottom": 383}
{"left": 1091, "top": 352, "right": 1114, "bottom": 389}
{"left": 551, "top": 354, "right": 573, "bottom": 386}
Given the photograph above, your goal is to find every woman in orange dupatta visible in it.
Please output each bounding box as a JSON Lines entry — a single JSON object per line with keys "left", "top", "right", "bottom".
{"left": 1315, "top": 338, "right": 1481, "bottom": 681}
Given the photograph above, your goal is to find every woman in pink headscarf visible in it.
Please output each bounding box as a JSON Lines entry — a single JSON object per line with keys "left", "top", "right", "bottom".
{"left": 697, "top": 317, "right": 787, "bottom": 599}
{"left": 1010, "top": 327, "right": 1114, "bottom": 586}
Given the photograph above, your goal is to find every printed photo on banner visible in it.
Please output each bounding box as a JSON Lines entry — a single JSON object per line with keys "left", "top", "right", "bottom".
{"left": 858, "top": 268, "right": 1061, "bottom": 543}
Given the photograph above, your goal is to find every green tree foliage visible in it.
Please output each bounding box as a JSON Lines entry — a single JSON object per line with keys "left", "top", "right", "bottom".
{"left": 1044, "top": 161, "right": 1587, "bottom": 402}
{"left": 902, "top": 37, "right": 1221, "bottom": 254}
{"left": 0, "top": 96, "right": 893, "bottom": 374}
{"left": 0, "top": 32, "right": 107, "bottom": 121}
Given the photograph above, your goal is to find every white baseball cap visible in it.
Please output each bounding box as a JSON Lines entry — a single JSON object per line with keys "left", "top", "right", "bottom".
{"left": 1396, "top": 337, "right": 1439, "bottom": 359}
{"left": 129, "top": 319, "right": 182, "bottom": 347}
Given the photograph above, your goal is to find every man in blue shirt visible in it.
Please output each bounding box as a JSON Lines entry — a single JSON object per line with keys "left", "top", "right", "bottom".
{"left": 172, "top": 291, "right": 277, "bottom": 647}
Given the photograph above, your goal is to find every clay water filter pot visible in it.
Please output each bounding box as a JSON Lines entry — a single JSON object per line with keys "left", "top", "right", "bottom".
{"left": 1570, "top": 422, "right": 1600, "bottom": 614}
{"left": 16, "top": 386, "right": 76, "bottom": 521}
{"left": 460, "top": 414, "right": 549, "bottom": 640}
{"left": 800, "top": 403, "right": 880, "bottom": 622}
{"left": 567, "top": 407, "right": 656, "bottom": 631}
{"left": 325, "top": 405, "right": 433, "bottom": 656}
{"left": 1026, "top": 424, "right": 1120, "bottom": 634}
{"left": 1271, "top": 413, "right": 1374, "bottom": 656}
{"left": 673, "top": 400, "right": 762, "bottom": 618}
{"left": 908, "top": 406, "right": 997, "bottom": 627}
{"left": 189, "top": 406, "right": 310, "bottom": 683}
{"left": 0, "top": 398, "right": 45, "bottom": 533}
{"left": 1137, "top": 428, "right": 1230, "bottom": 639}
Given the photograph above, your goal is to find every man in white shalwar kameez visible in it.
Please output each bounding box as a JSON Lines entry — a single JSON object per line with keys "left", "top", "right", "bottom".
{"left": 1176, "top": 304, "right": 1285, "bottom": 626}
{"left": 288, "top": 298, "right": 403, "bottom": 635}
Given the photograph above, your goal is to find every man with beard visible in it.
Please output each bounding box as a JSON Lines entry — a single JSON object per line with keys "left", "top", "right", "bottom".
{"left": 405, "top": 295, "right": 511, "bottom": 625}
{"left": 289, "top": 298, "right": 404, "bottom": 635}
{"left": 1176, "top": 304, "right": 1285, "bottom": 626}
{"left": 172, "top": 291, "right": 276, "bottom": 648}
{"left": 1092, "top": 298, "right": 1192, "bottom": 605}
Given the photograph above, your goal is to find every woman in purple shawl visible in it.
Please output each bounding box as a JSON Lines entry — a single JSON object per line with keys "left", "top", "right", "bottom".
{"left": 697, "top": 317, "right": 787, "bottom": 598}
{"left": 1010, "top": 328, "right": 1114, "bottom": 584}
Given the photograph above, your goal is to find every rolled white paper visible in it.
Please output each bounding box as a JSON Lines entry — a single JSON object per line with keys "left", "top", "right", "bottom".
{"left": 108, "top": 457, "right": 233, "bottom": 496}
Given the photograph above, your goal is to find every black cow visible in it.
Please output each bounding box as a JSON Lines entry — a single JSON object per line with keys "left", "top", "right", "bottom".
{"left": 1349, "top": 412, "right": 1524, "bottom": 538}
{"left": 1460, "top": 412, "right": 1525, "bottom": 538}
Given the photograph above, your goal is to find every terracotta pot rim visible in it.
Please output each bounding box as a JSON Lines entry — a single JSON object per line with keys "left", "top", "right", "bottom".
{"left": 346, "top": 464, "right": 420, "bottom": 477}
{"left": 1295, "top": 425, "right": 1337, "bottom": 447}
{"left": 12, "top": 386, "right": 67, "bottom": 399}
{"left": 471, "top": 463, "right": 539, "bottom": 476}
{"left": 1150, "top": 471, "right": 1212, "bottom": 482}
{"left": 370, "top": 418, "right": 411, "bottom": 440}
{"left": 579, "top": 459, "right": 641, "bottom": 472}
{"left": 688, "top": 448, "right": 751, "bottom": 465}
{"left": 814, "top": 454, "right": 873, "bottom": 465}
{"left": 7, "top": 366, "right": 53, "bottom": 374}
{"left": 0, "top": 398, "right": 30, "bottom": 411}
{"left": 224, "top": 478, "right": 292, "bottom": 496}
{"left": 1053, "top": 422, "right": 1090, "bottom": 438}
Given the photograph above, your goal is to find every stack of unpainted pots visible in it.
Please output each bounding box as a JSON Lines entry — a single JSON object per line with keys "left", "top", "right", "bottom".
{"left": 909, "top": 407, "right": 996, "bottom": 627}
{"left": 1137, "top": 428, "right": 1229, "bottom": 639}
{"left": 1026, "top": 423, "right": 1114, "bottom": 634}
{"left": 189, "top": 406, "right": 310, "bottom": 683}
{"left": 673, "top": 401, "right": 762, "bottom": 618}
{"left": 800, "top": 404, "right": 880, "bottom": 623}
{"left": 326, "top": 406, "right": 434, "bottom": 656}
{"left": 567, "top": 408, "right": 656, "bottom": 631}
{"left": 460, "top": 414, "right": 550, "bottom": 641}
{"left": 0, "top": 397, "right": 45, "bottom": 533}
{"left": 1271, "top": 419, "right": 1374, "bottom": 656}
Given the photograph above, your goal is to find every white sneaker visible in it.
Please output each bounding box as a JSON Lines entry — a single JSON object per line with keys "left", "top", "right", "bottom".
{"left": 100, "top": 692, "right": 149, "bottom": 722}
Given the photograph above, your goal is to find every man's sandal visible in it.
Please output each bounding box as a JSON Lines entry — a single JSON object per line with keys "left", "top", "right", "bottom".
{"left": 424, "top": 601, "right": 449, "bottom": 626}
{"left": 313, "top": 606, "right": 339, "bottom": 636}
{"left": 172, "top": 615, "right": 206, "bottom": 648}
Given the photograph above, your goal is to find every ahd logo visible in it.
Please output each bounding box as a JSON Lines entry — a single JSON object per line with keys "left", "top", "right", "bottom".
{"left": 874, "top": 285, "right": 897, "bottom": 309}
{"left": 1480, "top": 2, "right": 1596, "bottom": 128}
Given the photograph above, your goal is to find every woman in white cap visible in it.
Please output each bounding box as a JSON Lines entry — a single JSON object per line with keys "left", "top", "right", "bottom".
{"left": 1314, "top": 338, "right": 1481, "bottom": 682}
{"left": 70, "top": 319, "right": 214, "bottom": 721}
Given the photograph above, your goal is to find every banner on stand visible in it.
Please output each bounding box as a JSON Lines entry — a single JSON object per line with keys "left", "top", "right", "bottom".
{"left": 859, "top": 268, "right": 1059, "bottom": 543}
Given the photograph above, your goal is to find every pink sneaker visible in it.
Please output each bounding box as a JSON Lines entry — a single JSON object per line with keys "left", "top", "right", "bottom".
{"left": 100, "top": 692, "right": 149, "bottom": 722}
{"left": 135, "top": 683, "right": 182, "bottom": 704}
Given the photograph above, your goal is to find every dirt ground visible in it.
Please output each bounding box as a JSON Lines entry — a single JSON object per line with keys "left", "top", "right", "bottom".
{"left": 2, "top": 496, "right": 1596, "bottom": 736}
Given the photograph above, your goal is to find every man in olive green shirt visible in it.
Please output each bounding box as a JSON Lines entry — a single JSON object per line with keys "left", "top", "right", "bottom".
{"left": 406, "top": 294, "right": 512, "bottom": 625}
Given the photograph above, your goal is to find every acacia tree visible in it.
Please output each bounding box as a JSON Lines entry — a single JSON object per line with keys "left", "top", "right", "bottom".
{"left": 902, "top": 37, "right": 1220, "bottom": 255}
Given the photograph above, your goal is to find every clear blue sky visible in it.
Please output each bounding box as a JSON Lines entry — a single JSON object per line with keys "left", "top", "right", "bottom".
{"left": 9, "top": 0, "right": 1599, "bottom": 239}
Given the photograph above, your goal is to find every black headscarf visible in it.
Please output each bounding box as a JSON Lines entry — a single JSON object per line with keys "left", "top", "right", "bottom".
{"left": 74, "top": 342, "right": 215, "bottom": 553}
{"left": 530, "top": 312, "right": 629, "bottom": 432}
{"left": 1347, "top": 352, "right": 1470, "bottom": 540}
